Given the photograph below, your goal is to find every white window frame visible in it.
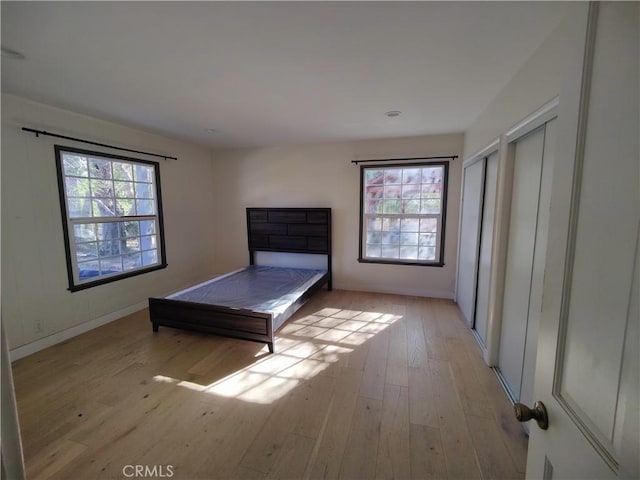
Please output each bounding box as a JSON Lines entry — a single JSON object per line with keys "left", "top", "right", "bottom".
{"left": 55, "top": 145, "right": 167, "bottom": 291}
{"left": 358, "top": 161, "right": 448, "bottom": 266}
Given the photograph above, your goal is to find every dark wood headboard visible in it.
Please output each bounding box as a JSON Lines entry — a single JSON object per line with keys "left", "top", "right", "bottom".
{"left": 246, "top": 207, "right": 332, "bottom": 287}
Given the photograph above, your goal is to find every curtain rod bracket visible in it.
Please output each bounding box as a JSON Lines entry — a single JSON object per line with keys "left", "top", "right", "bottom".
{"left": 21, "top": 127, "right": 178, "bottom": 161}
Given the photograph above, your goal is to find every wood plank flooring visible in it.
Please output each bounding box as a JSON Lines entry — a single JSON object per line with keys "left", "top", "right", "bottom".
{"left": 12, "top": 290, "right": 528, "bottom": 479}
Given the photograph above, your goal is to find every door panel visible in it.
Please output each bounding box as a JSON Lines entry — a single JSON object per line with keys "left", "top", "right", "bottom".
{"left": 474, "top": 152, "right": 498, "bottom": 346}
{"left": 456, "top": 159, "right": 485, "bottom": 326}
{"left": 520, "top": 118, "right": 556, "bottom": 410}
{"left": 551, "top": 0, "right": 638, "bottom": 467}
{"left": 613, "top": 238, "right": 639, "bottom": 479}
{"left": 557, "top": 93, "right": 636, "bottom": 451}
{"left": 527, "top": 3, "right": 639, "bottom": 478}
{"left": 498, "top": 125, "right": 546, "bottom": 400}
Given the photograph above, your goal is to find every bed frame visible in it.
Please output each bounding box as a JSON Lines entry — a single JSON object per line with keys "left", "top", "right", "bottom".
{"left": 148, "top": 207, "right": 332, "bottom": 353}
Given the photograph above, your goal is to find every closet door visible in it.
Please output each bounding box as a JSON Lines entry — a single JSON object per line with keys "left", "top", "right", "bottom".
{"left": 456, "top": 159, "right": 485, "bottom": 326}
{"left": 519, "top": 118, "right": 555, "bottom": 410}
{"left": 473, "top": 151, "right": 498, "bottom": 346}
{"left": 497, "top": 119, "right": 556, "bottom": 408}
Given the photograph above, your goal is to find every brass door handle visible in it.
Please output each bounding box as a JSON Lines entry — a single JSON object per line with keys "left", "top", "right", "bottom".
{"left": 514, "top": 401, "right": 549, "bottom": 430}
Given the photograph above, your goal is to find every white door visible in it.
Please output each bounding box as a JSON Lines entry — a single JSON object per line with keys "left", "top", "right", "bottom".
{"left": 474, "top": 152, "right": 498, "bottom": 346}
{"left": 456, "top": 159, "right": 485, "bottom": 326}
{"left": 497, "top": 118, "right": 556, "bottom": 409}
{"left": 525, "top": 3, "right": 639, "bottom": 478}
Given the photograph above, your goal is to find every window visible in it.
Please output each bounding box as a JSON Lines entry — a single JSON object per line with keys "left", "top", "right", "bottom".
{"left": 55, "top": 146, "right": 167, "bottom": 291}
{"left": 359, "top": 162, "right": 448, "bottom": 266}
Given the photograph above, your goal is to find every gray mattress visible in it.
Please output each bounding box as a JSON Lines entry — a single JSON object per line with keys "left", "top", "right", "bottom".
{"left": 167, "top": 265, "right": 327, "bottom": 330}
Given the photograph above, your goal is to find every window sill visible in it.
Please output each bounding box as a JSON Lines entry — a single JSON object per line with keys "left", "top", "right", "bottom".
{"left": 67, "top": 263, "right": 168, "bottom": 292}
{"left": 357, "top": 258, "right": 444, "bottom": 267}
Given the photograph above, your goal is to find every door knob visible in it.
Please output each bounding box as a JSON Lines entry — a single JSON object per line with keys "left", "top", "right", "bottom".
{"left": 514, "top": 401, "right": 548, "bottom": 430}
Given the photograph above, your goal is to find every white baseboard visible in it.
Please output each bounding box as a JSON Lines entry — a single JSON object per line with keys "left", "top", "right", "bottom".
{"left": 9, "top": 300, "right": 148, "bottom": 362}
{"left": 333, "top": 281, "right": 453, "bottom": 300}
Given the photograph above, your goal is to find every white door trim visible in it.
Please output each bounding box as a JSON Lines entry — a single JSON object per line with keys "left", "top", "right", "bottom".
{"left": 463, "top": 138, "right": 500, "bottom": 169}
{"left": 506, "top": 97, "right": 559, "bottom": 143}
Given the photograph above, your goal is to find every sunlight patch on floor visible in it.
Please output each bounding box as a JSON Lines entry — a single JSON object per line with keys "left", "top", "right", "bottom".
{"left": 153, "top": 306, "right": 402, "bottom": 404}
{"left": 153, "top": 375, "right": 178, "bottom": 384}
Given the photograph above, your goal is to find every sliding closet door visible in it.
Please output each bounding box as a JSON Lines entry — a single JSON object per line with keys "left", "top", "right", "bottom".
{"left": 497, "top": 119, "right": 556, "bottom": 407}
{"left": 456, "top": 159, "right": 485, "bottom": 326}
{"left": 518, "top": 118, "right": 555, "bottom": 409}
{"left": 473, "top": 151, "right": 498, "bottom": 346}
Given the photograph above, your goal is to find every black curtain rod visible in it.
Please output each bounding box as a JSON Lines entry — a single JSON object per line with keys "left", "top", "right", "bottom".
{"left": 21, "top": 127, "right": 178, "bottom": 161}
{"left": 351, "top": 155, "right": 457, "bottom": 165}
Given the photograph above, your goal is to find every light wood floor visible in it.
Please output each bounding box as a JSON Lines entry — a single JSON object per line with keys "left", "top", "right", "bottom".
{"left": 12, "top": 290, "right": 528, "bottom": 480}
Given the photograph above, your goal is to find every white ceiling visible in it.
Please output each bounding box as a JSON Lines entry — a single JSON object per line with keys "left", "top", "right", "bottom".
{"left": 1, "top": 2, "right": 572, "bottom": 149}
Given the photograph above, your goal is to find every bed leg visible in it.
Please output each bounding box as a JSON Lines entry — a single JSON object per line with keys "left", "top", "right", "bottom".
{"left": 152, "top": 323, "right": 159, "bottom": 332}
{"left": 268, "top": 342, "right": 274, "bottom": 354}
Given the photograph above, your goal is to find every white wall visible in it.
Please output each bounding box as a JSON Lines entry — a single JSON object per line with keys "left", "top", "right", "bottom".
{"left": 211, "top": 133, "right": 464, "bottom": 299}
{"left": 1, "top": 94, "right": 217, "bottom": 354}
{"left": 464, "top": 3, "right": 586, "bottom": 157}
